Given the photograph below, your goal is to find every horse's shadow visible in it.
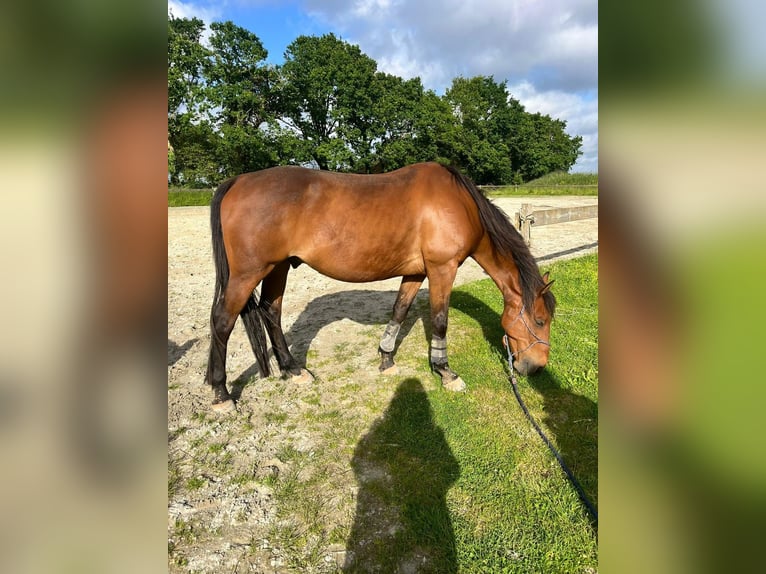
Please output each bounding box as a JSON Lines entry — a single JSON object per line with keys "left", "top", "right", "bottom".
{"left": 283, "top": 288, "right": 432, "bottom": 367}
{"left": 230, "top": 288, "right": 430, "bottom": 399}
{"left": 450, "top": 291, "right": 598, "bottom": 523}
{"left": 168, "top": 338, "right": 198, "bottom": 366}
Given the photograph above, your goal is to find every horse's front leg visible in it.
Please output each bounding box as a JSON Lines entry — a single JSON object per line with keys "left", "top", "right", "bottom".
{"left": 379, "top": 274, "right": 425, "bottom": 374}
{"left": 426, "top": 265, "right": 466, "bottom": 392}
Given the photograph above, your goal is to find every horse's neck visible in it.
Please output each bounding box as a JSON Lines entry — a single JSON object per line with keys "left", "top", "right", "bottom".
{"left": 470, "top": 239, "right": 523, "bottom": 305}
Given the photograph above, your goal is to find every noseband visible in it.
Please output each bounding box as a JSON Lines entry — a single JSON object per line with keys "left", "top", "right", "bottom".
{"left": 502, "top": 304, "right": 550, "bottom": 363}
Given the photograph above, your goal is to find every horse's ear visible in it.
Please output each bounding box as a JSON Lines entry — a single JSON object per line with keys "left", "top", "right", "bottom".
{"left": 540, "top": 279, "right": 555, "bottom": 295}
{"left": 542, "top": 272, "right": 550, "bottom": 283}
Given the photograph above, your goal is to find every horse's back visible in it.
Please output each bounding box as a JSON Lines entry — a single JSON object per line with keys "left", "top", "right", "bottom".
{"left": 219, "top": 163, "right": 482, "bottom": 281}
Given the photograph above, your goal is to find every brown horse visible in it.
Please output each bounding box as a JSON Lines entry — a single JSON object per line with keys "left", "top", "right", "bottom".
{"left": 206, "top": 162, "right": 555, "bottom": 411}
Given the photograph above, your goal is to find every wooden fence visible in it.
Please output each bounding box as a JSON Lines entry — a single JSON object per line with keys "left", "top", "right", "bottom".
{"left": 514, "top": 203, "right": 598, "bottom": 245}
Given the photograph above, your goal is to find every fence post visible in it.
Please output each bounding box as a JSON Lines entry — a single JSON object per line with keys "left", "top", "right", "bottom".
{"left": 519, "top": 203, "right": 533, "bottom": 245}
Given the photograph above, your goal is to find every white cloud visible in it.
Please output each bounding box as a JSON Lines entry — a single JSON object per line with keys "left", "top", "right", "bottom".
{"left": 305, "top": 0, "right": 597, "bottom": 93}
{"left": 168, "top": 0, "right": 221, "bottom": 23}
{"left": 352, "top": 0, "right": 395, "bottom": 17}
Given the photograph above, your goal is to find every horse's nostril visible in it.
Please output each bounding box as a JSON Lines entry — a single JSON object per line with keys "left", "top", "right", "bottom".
{"left": 515, "top": 359, "right": 543, "bottom": 376}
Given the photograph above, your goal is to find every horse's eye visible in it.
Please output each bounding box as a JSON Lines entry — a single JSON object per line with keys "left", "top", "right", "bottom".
{"left": 535, "top": 319, "right": 545, "bottom": 327}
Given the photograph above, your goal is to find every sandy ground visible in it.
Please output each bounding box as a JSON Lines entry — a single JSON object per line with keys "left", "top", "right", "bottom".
{"left": 167, "top": 196, "right": 597, "bottom": 572}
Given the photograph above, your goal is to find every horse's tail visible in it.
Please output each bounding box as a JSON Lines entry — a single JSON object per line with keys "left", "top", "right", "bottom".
{"left": 210, "top": 178, "right": 271, "bottom": 376}
{"left": 210, "top": 178, "right": 236, "bottom": 304}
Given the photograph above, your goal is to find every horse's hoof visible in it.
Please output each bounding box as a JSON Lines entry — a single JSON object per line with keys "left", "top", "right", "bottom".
{"left": 380, "top": 365, "right": 399, "bottom": 376}
{"left": 443, "top": 377, "right": 467, "bottom": 392}
{"left": 290, "top": 369, "right": 314, "bottom": 384}
{"left": 211, "top": 399, "right": 236, "bottom": 414}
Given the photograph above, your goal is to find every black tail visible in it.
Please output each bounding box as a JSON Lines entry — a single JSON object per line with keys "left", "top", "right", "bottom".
{"left": 210, "top": 178, "right": 236, "bottom": 305}
{"left": 210, "top": 178, "right": 271, "bottom": 376}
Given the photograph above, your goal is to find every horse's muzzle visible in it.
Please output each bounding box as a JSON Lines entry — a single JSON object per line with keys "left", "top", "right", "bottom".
{"left": 513, "top": 357, "right": 542, "bottom": 376}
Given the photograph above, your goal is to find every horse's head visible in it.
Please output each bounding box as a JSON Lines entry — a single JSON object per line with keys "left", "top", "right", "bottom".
{"left": 502, "top": 272, "right": 555, "bottom": 375}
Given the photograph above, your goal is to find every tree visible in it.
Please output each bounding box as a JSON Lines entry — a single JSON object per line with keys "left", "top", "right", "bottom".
{"left": 168, "top": 15, "right": 209, "bottom": 119}
{"left": 171, "top": 114, "right": 220, "bottom": 187}
{"left": 206, "top": 21, "right": 279, "bottom": 177}
{"left": 206, "top": 21, "right": 271, "bottom": 128}
{"left": 374, "top": 87, "right": 457, "bottom": 171}
{"left": 345, "top": 73, "right": 426, "bottom": 173}
{"left": 444, "top": 76, "right": 515, "bottom": 184}
{"left": 412, "top": 91, "right": 460, "bottom": 164}
{"left": 445, "top": 76, "right": 582, "bottom": 183}
{"left": 167, "top": 18, "right": 585, "bottom": 185}
{"left": 168, "top": 15, "right": 213, "bottom": 184}
{"left": 509, "top": 113, "right": 582, "bottom": 181}
{"left": 278, "top": 34, "right": 378, "bottom": 170}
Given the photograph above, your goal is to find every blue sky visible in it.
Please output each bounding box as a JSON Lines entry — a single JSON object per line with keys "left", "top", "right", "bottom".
{"left": 168, "top": 0, "right": 598, "bottom": 173}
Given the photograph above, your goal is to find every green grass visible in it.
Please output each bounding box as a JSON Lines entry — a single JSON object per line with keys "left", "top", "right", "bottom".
{"left": 418, "top": 253, "right": 598, "bottom": 571}
{"left": 185, "top": 476, "right": 206, "bottom": 490}
{"left": 342, "top": 254, "right": 597, "bottom": 572}
{"left": 266, "top": 254, "right": 597, "bottom": 572}
{"left": 168, "top": 187, "right": 213, "bottom": 207}
{"left": 527, "top": 171, "right": 598, "bottom": 186}
{"left": 486, "top": 185, "right": 598, "bottom": 197}
{"left": 485, "top": 172, "right": 599, "bottom": 197}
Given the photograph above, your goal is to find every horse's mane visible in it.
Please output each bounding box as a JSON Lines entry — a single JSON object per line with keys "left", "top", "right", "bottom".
{"left": 443, "top": 164, "right": 556, "bottom": 316}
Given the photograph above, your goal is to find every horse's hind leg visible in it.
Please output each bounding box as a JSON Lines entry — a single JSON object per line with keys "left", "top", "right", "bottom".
{"left": 260, "top": 261, "right": 313, "bottom": 383}
{"left": 379, "top": 274, "right": 425, "bottom": 374}
{"left": 207, "top": 271, "right": 270, "bottom": 411}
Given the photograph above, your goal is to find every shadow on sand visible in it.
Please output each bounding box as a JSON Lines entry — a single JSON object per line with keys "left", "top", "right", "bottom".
{"left": 167, "top": 337, "right": 198, "bottom": 366}
{"left": 284, "top": 288, "right": 432, "bottom": 367}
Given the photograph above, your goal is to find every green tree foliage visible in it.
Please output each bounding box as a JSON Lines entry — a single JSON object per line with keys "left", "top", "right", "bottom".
{"left": 278, "top": 33, "right": 378, "bottom": 170}
{"left": 206, "top": 21, "right": 270, "bottom": 127}
{"left": 166, "top": 15, "right": 584, "bottom": 185}
{"left": 168, "top": 15, "right": 209, "bottom": 118}
{"left": 445, "top": 76, "right": 514, "bottom": 184}
{"left": 206, "top": 21, "right": 279, "bottom": 177}
{"left": 364, "top": 77, "right": 457, "bottom": 173}
{"left": 168, "top": 15, "right": 212, "bottom": 185}
{"left": 171, "top": 115, "right": 220, "bottom": 187}
{"left": 511, "top": 113, "right": 583, "bottom": 181}
{"left": 446, "top": 76, "right": 582, "bottom": 184}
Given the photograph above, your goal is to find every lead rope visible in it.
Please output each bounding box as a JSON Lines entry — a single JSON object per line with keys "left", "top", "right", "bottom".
{"left": 503, "top": 334, "right": 598, "bottom": 526}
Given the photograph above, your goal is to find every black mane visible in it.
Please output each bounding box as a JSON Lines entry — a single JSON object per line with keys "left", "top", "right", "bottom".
{"left": 443, "top": 164, "right": 556, "bottom": 316}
